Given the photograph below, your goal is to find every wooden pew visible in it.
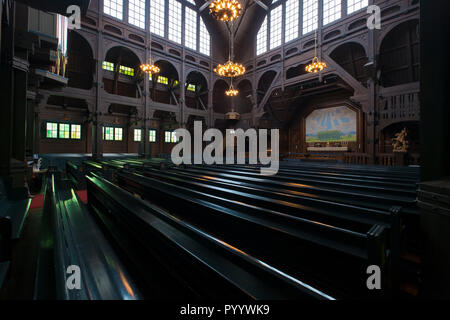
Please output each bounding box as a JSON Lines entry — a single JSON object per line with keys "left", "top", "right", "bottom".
{"left": 115, "top": 171, "right": 391, "bottom": 298}
{"left": 66, "top": 162, "right": 86, "bottom": 189}
{"left": 189, "top": 165, "right": 418, "bottom": 197}
{"left": 174, "top": 166, "right": 418, "bottom": 214}
{"left": 34, "top": 171, "right": 141, "bottom": 300}
{"left": 86, "top": 171, "right": 335, "bottom": 300}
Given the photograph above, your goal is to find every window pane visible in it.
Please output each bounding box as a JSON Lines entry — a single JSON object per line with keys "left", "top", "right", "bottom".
{"left": 256, "top": 16, "right": 268, "bottom": 56}
{"left": 165, "top": 131, "right": 171, "bottom": 143}
{"left": 150, "top": 0, "right": 165, "bottom": 37}
{"left": 119, "top": 65, "right": 134, "bottom": 76}
{"left": 184, "top": 6, "right": 197, "bottom": 50}
{"left": 285, "top": 0, "right": 299, "bottom": 43}
{"left": 270, "top": 6, "right": 282, "bottom": 50}
{"left": 71, "top": 124, "right": 81, "bottom": 139}
{"left": 323, "top": 0, "right": 341, "bottom": 25}
{"left": 347, "top": 0, "right": 368, "bottom": 14}
{"left": 115, "top": 128, "right": 123, "bottom": 141}
{"left": 158, "top": 76, "right": 169, "bottom": 85}
{"left": 149, "top": 130, "right": 157, "bottom": 142}
{"left": 104, "top": 0, "right": 123, "bottom": 20}
{"left": 303, "top": 0, "right": 318, "bottom": 34}
{"left": 103, "top": 61, "right": 115, "bottom": 71}
{"left": 187, "top": 84, "right": 196, "bottom": 92}
{"left": 168, "top": 0, "right": 182, "bottom": 44}
{"left": 134, "top": 129, "right": 142, "bottom": 142}
{"left": 46, "top": 122, "right": 58, "bottom": 138}
{"left": 171, "top": 132, "right": 178, "bottom": 143}
{"left": 59, "top": 123, "right": 70, "bottom": 139}
{"left": 199, "top": 18, "right": 210, "bottom": 56}
{"left": 129, "top": 0, "right": 146, "bottom": 29}
{"left": 105, "top": 127, "right": 115, "bottom": 141}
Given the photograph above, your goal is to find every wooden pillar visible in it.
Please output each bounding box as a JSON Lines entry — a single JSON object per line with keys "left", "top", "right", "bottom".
{"left": 419, "top": 0, "right": 450, "bottom": 299}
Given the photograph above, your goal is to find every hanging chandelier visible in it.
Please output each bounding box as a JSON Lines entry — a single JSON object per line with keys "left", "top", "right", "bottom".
{"left": 214, "top": 21, "right": 245, "bottom": 78}
{"left": 140, "top": 5, "right": 160, "bottom": 75}
{"left": 306, "top": 30, "right": 327, "bottom": 74}
{"left": 140, "top": 58, "right": 160, "bottom": 74}
{"left": 225, "top": 83, "right": 239, "bottom": 96}
{"left": 215, "top": 60, "right": 245, "bottom": 78}
{"left": 209, "top": 0, "right": 242, "bottom": 22}
{"left": 305, "top": 57, "right": 327, "bottom": 73}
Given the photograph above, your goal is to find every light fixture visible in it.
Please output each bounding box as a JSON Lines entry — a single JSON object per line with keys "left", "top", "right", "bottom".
{"left": 209, "top": 0, "right": 242, "bottom": 22}
{"left": 214, "top": 21, "right": 245, "bottom": 78}
{"left": 225, "top": 82, "right": 239, "bottom": 96}
{"left": 306, "top": 30, "right": 327, "bottom": 74}
{"left": 215, "top": 60, "right": 246, "bottom": 78}
{"left": 140, "top": 60, "right": 160, "bottom": 74}
{"left": 140, "top": 5, "right": 160, "bottom": 75}
{"left": 305, "top": 57, "right": 327, "bottom": 73}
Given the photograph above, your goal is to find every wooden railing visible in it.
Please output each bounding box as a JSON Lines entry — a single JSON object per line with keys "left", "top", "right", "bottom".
{"left": 343, "top": 153, "right": 420, "bottom": 167}
{"left": 377, "top": 86, "right": 420, "bottom": 128}
{"left": 343, "top": 153, "right": 373, "bottom": 165}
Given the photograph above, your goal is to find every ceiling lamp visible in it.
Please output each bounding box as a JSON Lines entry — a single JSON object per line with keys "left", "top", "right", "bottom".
{"left": 140, "top": 60, "right": 160, "bottom": 74}
{"left": 215, "top": 22, "right": 245, "bottom": 78}
{"left": 305, "top": 57, "right": 327, "bottom": 73}
{"left": 225, "top": 82, "right": 239, "bottom": 96}
{"left": 215, "top": 60, "right": 245, "bottom": 78}
{"left": 209, "top": 0, "right": 242, "bottom": 22}
{"left": 141, "top": 5, "right": 160, "bottom": 75}
{"left": 306, "top": 30, "right": 327, "bottom": 74}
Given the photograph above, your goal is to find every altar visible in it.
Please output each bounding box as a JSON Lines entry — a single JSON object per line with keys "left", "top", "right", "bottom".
{"left": 307, "top": 147, "right": 349, "bottom": 152}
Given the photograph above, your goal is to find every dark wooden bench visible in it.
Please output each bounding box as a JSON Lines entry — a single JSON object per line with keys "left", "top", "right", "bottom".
{"left": 86, "top": 171, "right": 335, "bottom": 300}
{"left": 34, "top": 171, "right": 141, "bottom": 300}
{"left": 115, "top": 170, "right": 391, "bottom": 298}
{"left": 66, "top": 161, "right": 86, "bottom": 189}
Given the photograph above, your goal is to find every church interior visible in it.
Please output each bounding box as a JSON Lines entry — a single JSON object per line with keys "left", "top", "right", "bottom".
{"left": 1, "top": 0, "right": 449, "bottom": 302}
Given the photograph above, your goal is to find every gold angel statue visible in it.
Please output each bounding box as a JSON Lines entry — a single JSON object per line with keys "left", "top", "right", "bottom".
{"left": 392, "top": 127, "right": 409, "bottom": 152}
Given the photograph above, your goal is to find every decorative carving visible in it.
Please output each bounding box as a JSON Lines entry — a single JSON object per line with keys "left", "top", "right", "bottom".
{"left": 392, "top": 127, "right": 409, "bottom": 152}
